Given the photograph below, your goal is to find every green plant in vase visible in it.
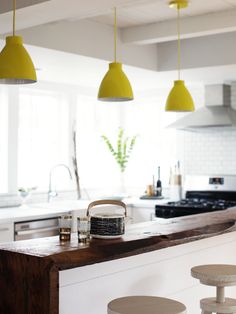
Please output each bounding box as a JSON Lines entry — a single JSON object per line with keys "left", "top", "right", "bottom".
{"left": 101, "top": 128, "right": 138, "bottom": 195}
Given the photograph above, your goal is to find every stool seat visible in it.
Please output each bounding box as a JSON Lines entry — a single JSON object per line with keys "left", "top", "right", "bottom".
{"left": 107, "top": 296, "right": 187, "bottom": 314}
{"left": 200, "top": 297, "right": 236, "bottom": 313}
{"left": 191, "top": 264, "right": 236, "bottom": 286}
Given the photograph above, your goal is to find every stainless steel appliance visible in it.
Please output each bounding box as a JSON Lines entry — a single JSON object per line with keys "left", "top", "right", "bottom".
{"left": 15, "top": 217, "right": 59, "bottom": 241}
{"left": 155, "top": 175, "right": 236, "bottom": 219}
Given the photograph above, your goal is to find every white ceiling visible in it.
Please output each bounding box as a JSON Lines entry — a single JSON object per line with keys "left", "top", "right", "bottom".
{"left": 1, "top": 0, "right": 236, "bottom": 33}
{"left": 91, "top": 0, "right": 236, "bottom": 28}
{"left": 0, "top": 1, "right": 235, "bottom": 98}
{"left": 0, "top": 0, "right": 160, "bottom": 34}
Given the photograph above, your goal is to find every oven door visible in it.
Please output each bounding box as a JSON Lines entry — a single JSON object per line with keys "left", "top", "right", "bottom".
{"left": 15, "top": 217, "right": 59, "bottom": 241}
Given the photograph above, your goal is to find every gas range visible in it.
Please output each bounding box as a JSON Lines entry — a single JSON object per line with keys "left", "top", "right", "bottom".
{"left": 155, "top": 175, "right": 236, "bottom": 219}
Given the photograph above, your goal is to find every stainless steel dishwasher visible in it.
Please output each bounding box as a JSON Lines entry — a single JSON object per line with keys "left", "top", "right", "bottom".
{"left": 15, "top": 217, "right": 59, "bottom": 241}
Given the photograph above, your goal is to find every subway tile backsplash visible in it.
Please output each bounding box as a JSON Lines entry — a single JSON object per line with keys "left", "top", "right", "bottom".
{"left": 177, "top": 82, "right": 236, "bottom": 177}
{"left": 179, "top": 129, "right": 236, "bottom": 176}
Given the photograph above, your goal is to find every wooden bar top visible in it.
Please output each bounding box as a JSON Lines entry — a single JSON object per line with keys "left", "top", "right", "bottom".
{"left": 1, "top": 208, "right": 236, "bottom": 314}
{"left": 1, "top": 207, "right": 236, "bottom": 270}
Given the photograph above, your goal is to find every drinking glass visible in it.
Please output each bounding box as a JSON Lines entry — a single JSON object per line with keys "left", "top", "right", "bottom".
{"left": 77, "top": 217, "right": 90, "bottom": 244}
{"left": 59, "top": 215, "right": 72, "bottom": 241}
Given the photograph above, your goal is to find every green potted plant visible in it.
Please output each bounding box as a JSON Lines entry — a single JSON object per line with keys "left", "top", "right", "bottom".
{"left": 101, "top": 127, "right": 138, "bottom": 194}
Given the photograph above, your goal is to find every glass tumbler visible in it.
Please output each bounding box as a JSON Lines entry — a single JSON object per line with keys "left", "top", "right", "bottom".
{"left": 59, "top": 215, "right": 72, "bottom": 241}
{"left": 77, "top": 217, "right": 90, "bottom": 244}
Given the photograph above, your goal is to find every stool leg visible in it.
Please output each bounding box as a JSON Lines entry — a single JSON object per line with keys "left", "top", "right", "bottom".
{"left": 216, "top": 286, "right": 225, "bottom": 314}
{"left": 216, "top": 286, "right": 225, "bottom": 303}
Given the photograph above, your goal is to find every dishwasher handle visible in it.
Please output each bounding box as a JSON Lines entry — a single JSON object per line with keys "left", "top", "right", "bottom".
{"left": 15, "top": 226, "right": 58, "bottom": 236}
{"left": 0, "top": 228, "right": 10, "bottom": 232}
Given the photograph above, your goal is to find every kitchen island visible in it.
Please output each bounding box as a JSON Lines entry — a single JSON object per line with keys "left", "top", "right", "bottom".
{"left": 1, "top": 209, "right": 236, "bottom": 314}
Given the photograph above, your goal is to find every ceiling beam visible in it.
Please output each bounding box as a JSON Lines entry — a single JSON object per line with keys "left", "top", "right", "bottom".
{"left": 121, "top": 9, "right": 236, "bottom": 44}
{"left": 0, "top": 0, "right": 158, "bottom": 34}
{"left": 0, "top": 0, "right": 50, "bottom": 14}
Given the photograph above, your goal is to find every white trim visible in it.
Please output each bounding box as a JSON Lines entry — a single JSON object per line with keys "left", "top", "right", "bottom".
{"left": 8, "top": 86, "right": 19, "bottom": 194}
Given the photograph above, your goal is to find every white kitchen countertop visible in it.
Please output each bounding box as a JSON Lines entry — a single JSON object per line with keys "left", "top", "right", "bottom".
{"left": 0, "top": 206, "right": 71, "bottom": 224}
{"left": 123, "top": 196, "right": 168, "bottom": 208}
{"left": 0, "top": 197, "right": 168, "bottom": 224}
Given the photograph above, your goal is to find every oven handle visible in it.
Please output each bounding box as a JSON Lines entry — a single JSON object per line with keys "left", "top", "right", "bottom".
{"left": 15, "top": 226, "right": 58, "bottom": 236}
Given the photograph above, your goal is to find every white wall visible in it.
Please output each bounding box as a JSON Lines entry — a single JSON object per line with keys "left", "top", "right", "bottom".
{"left": 176, "top": 83, "right": 236, "bottom": 178}
{"left": 157, "top": 31, "right": 236, "bottom": 71}
{"left": 18, "top": 19, "right": 158, "bottom": 71}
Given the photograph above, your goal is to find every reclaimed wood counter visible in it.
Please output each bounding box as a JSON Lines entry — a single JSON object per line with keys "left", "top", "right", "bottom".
{"left": 1, "top": 208, "right": 236, "bottom": 314}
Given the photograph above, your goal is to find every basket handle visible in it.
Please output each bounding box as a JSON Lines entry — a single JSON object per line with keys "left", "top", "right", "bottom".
{"left": 86, "top": 200, "right": 127, "bottom": 217}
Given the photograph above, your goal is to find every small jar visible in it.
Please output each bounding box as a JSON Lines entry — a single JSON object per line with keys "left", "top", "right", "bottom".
{"left": 77, "top": 217, "right": 90, "bottom": 244}
{"left": 146, "top": 184, "right": 154, "bottom": 196}
{"left": 59, "top": 215, "right": 72, "bottom": 241}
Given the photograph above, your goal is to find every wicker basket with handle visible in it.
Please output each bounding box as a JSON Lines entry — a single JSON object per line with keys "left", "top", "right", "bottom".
{"left": 87, "top": 200, "right": 127, "bottom": 239}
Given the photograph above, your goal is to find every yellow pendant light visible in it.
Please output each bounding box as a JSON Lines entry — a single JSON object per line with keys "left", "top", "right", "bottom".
{"left": 98, "top": 7, "right": 133, "bottom": 102}
{"left": 165, "top": 0, "right": 194, "bottom": 112}
{"left": 0, "top": 0, "right": 37, "bottom": 84}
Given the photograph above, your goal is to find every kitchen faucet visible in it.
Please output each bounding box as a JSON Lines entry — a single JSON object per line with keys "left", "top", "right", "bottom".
{"left": 48, "top": 164, "right": 73, "bottom": 202}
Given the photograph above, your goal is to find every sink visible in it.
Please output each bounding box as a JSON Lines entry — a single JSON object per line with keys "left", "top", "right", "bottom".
{"left": 31, "top": 200, "right": 91, "bottom": 211}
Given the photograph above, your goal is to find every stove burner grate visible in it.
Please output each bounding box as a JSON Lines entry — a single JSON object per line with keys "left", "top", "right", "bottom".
{"left": 155, "top": 196, "right": 236, "bottom": 219}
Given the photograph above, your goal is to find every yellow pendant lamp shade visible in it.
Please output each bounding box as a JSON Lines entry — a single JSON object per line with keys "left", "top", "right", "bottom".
{"left": 166, "top": 80, "right": 194, "bottom": 112}
{"left": 0, "top": 36, "right": 37, "bottom": 84}
{"left": 165, "top": 0, "right": 194, "bottom": 112}
{"left": 98, "top": 62, "right": 133, "bottom": 101}
{"left": 98, "top": 8, "right": 133, "bottom": 102}
{"left": 0, "top": 0, "right": 37, "bottom": 84}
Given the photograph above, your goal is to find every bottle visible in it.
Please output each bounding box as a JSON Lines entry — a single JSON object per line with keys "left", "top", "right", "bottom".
{"left": 156, "top": 166, "right": 162, "bottom": 196}
{"left": 169, "top": 161, "right": 182, "bottom": 201}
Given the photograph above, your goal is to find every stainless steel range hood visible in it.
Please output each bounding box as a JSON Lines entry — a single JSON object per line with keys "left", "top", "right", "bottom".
{"left": 167, "top": 84, "right": 236, "bottom": 130}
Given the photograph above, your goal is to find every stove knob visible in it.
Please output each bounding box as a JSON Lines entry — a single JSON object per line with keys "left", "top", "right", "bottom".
{"left": 163, "top": 209, "right": 171, "bottom": 218}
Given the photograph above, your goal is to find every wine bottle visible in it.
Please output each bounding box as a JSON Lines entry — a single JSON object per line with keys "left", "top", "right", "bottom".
{"left": 156, "top": 166, "right": 162, "bottom": 196}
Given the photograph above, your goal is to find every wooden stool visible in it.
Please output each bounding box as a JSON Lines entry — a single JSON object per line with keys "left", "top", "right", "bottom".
{"left": 107, "top": 296, "right": 187, "bottom": 314}
{"left": 191, "top": 264, "right": 236, "bottom": 314}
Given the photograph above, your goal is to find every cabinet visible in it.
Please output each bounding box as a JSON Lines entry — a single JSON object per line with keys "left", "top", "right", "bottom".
{"left": 131, "top": 207, "right": 155, "bottom": 223}
{"left": 0, "top": 223, "right": 14, "bottom": 243}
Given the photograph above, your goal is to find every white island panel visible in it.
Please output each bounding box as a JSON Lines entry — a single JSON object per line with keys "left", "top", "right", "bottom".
{"left": 59, "top": 231, "right": 236, "bottom": 314}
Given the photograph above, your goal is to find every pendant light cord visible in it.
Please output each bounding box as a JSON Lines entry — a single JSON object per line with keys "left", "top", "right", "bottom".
{"left": 114, "top": 7, "right": 117, "bottom": 62}
{"left": 177, "top": 6, "right": 181, "bottom": 80}
{"left": 13, "top": 0, "right": 16, "bottom": 36}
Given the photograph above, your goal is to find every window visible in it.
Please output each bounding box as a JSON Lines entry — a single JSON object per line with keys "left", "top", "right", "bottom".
{"left": 18, "top": 88, "right": 71, "bottom": 191}
{"left": 117, "top": 95, "right": 177, "bottom": 190}
{"left": 76, "top": 96, "right": 122, "bottom": 194}
{"left": 75, "top": 93, "right": 177, "bottom": 195}
{"left": 0, "top": 83, "right": 177, "bottom": 199}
